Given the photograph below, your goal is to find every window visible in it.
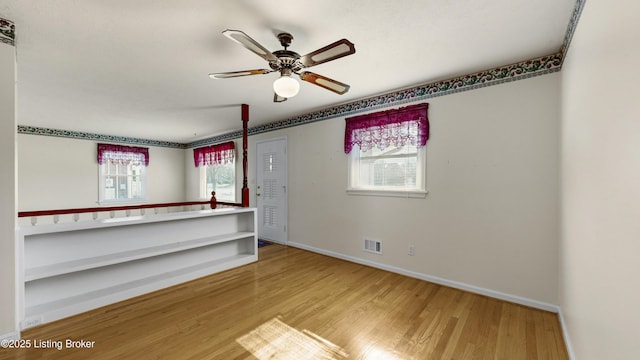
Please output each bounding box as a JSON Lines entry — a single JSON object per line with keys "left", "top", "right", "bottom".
{"left": 349, "top": 141, "right": 425, "bottom": 191}
{"left": 193, "top": 141, "right": 236, "bottom": 202}
{"left": 199, "top": 160, "right": 236, "bottom": 201}
{"left": 97, "top": 143, "right": 148, "bottom": 203}
{"left": 345, "top": 103, "right": 429, "bottom": 197}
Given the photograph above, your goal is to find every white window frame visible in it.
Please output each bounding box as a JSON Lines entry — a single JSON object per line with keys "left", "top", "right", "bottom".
{"left": 199, "top": 160, "right": 236, "bottom": 202}
{"left": 347, "top": 144, "right": 427, "bottom": 198}
{"left": 98, "top": 160, "right": 147, "bottom": 204}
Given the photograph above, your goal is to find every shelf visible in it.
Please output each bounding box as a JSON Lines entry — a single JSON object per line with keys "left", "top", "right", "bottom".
{"left": 19, "top": 207, "right": 258, "bottom": 328}
{"left": 26, "top": 253, "right": 256, "bottom": 319}
{"left": 25, "top": 232, "right": 254, "bottom": 281}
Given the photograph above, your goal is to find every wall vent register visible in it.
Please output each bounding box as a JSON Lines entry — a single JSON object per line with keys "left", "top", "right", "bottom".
{"left": 364, "top": 238, "right": 382, "bottom": 254}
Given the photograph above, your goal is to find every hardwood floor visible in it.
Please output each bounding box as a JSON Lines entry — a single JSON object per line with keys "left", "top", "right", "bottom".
{"left": 2, "top": 244, "right": 568, "bottom": 359}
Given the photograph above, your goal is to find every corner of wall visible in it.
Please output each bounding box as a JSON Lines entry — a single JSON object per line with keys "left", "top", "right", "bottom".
{"left": 0, "top": 18, "right": 18, "bottom": 340}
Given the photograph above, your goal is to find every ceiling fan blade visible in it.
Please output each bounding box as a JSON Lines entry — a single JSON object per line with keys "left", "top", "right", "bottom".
{"left": 299, "top": 39, "right": 355, "bottom": 67}
{"left": 222, "top": 29, "right": 278, "bottom": 62}
{"left": 299, "top": 71, "right": 350, "bottom": 94}
{"left": 209, "top": 69, "right": 272, "bottom": 79}
{"left": 273, "top": 93, "right": 288, "bottom": 102}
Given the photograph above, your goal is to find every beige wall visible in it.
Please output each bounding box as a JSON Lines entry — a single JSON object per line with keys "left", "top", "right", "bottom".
{"left": 245, "top": 73, "right": 561, "bottom": 305}
{"left": 0, "top": 36, "right": 17, "bottom": 338}
{"left": 560, "top": 1, "right": 640, "bottom": 359}
{"left": 9, "top": 3, "right": 640, "bottom": 354}
{"left": 15, "top": 66, "right": 562, "bottom": 336}
{"left": 18, "top": 135, "right": 187, "bottom": 212}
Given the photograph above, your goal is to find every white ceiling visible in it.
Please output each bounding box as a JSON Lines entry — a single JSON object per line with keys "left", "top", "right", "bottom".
{"left": 1, "top": 0, "right": 576, "bottom": 144}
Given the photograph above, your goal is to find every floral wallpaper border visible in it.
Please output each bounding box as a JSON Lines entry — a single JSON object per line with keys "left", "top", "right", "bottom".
{"left": 560, "top": 0, "right": 587, "bottom": 61}
{"left": 16, "top": 0, "right": 585, "bottom": 149}
{"left": 188, "top": 52, "right": 561, "bottom": 148}
{"left": 17, "top": 126, "right": 186, "bottom": 149}
{"left": 0, "top": 17, "right": 15, "bottom": 46}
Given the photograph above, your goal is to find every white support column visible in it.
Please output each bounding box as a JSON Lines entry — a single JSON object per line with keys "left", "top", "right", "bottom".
{"left": 0, "top": 16, "right": 17, "bottom": 339}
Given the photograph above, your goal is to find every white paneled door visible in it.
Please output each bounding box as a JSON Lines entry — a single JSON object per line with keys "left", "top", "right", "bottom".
{"left": 256, "top": 138, "right": 287, "bottom": 243}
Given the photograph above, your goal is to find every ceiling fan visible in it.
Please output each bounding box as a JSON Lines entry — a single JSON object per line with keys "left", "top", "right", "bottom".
{"left": 209, "top": 30, "right": 356, "bottom": 102}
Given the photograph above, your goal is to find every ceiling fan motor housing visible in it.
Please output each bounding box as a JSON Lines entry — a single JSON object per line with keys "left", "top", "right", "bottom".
{"left": 270, "top": 50, "right": 304, "bottom": 72}
{"left": 270, "top": 33, "right": 304, "bottom": 73}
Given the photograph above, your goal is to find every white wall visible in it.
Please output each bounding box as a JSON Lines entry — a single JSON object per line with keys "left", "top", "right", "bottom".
{"left": 18, "top": 135, "right": 186, "bottom": 212}
{"left": 560, "top": 1, "right": 640, "bottom": 359}
{"left": 0, "top": 34, "right": 17, "bottom": 338}
{"left": 246, "top": 73, "right": 561, "bottom": 305}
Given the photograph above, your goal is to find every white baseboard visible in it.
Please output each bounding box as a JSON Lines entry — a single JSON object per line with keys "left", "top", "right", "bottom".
{"left": 286, "top": 241, "right": 560, "bottom": 313}
{"left": 557, "top": 308, "right": 576, "bottom": 360}
{"left": 1, "top": 330, "right": 20, "bottom": 341}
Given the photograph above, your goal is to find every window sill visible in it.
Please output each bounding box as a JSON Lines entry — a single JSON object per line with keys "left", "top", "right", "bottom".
{"left": 346, "top": 188, "right": 428, "bottom": 198}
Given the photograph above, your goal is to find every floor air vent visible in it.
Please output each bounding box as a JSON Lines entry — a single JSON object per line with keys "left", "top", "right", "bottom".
{"left": 364, "top": 238, "right": 382, "bottom": 254}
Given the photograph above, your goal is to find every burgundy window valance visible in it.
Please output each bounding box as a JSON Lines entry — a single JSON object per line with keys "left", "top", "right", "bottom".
{"left": 344, "top": 103, "right": 429, "bottom": 153}
{"left": 97, "top": 143, "right": 149, "bottom": 166}
{"left": 193, "top": 141, "right": 235, "bottom": 167}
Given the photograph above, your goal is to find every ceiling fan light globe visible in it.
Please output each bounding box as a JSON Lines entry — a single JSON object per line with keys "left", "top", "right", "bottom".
{"left": 273, "top": 76, "right": 300, "bottom": 98}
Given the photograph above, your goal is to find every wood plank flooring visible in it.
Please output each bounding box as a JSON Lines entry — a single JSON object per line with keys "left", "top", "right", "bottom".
{"left": 1, "top": 244, "right": 568, "bottom": 359}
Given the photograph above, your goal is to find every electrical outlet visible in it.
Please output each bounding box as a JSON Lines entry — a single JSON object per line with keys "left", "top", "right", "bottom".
{"left": 408, "top": 245, "right": 415, "bottom": 256}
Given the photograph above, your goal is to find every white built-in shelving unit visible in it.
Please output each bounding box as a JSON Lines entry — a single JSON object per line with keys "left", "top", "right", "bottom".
{"left": 17, "top": 207, "right": 257, "bottom": 329}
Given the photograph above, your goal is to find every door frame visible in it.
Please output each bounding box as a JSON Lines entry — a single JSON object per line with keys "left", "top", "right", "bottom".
{"left": 255, "top": 136, "right": 288, "bottom": 244}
